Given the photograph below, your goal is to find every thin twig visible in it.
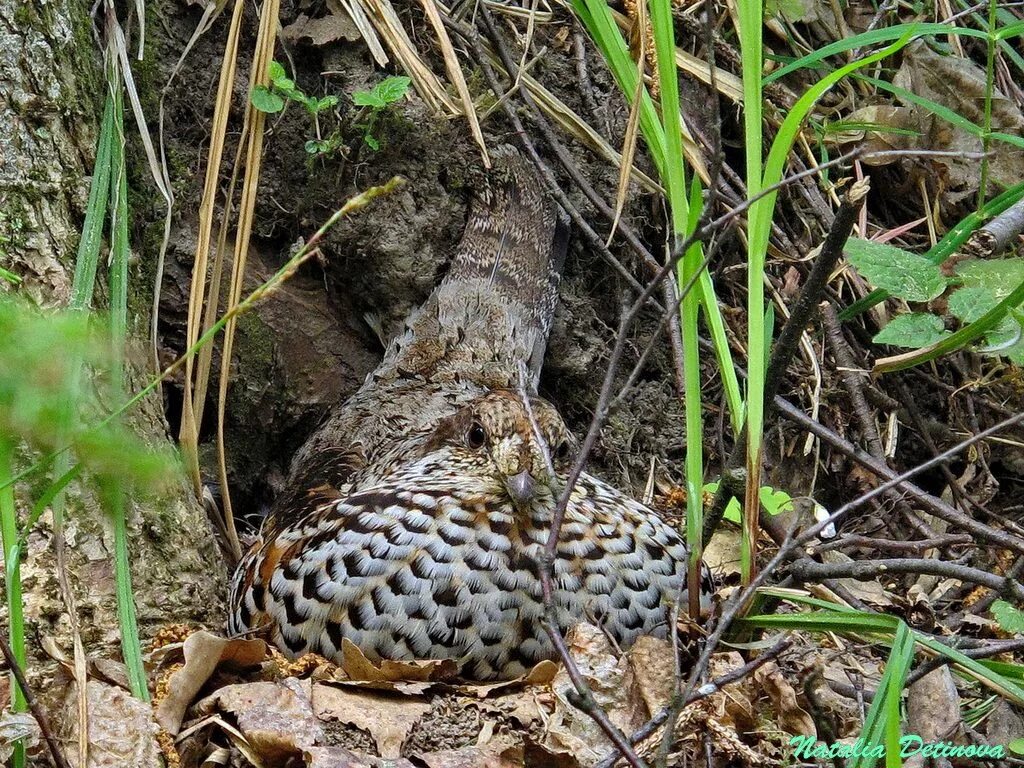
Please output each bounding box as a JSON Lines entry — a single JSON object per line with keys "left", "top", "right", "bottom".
{"left": 0, "top": 630, "right": 73, "bottom": 768}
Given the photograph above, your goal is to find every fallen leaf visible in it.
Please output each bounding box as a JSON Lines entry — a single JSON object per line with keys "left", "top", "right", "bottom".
{"left": 454, "top": 660, "right": 558, "bottom": 698}
{"left": 821, "top": 551, "right": 893, "bottom": 607}
{"left": 305, "top": 745, "right": 417, "bottom": 767}
{"left": 341, "top": 638, "right": 458, "bottom": 682}
{"left": 281, "top": 10, "right": 360, "bottom": 46}
{"left": 60, "top": 681, "right": 162, "bottom": 768}
{"left": 0, "top": 712, "right": 39, "bottom": 765}
{"left": 313, "top": 684, "right": 431, "bottom": 758}
{"left": 893, "top": 40, "right": 1024, "bottom": 200}
{"left": 624, "top": 635, "right": 674, "bottom": 716}
{"left": 755, "top": 662, "right": 816, "bottom": 738}
{"left": 543, "top": 624, "right": 646, "bottom": 763}
{"left": 198, "top": 679, "right": 323, "bottom": 763}
{"left": 156, "top": 630, "right": 267, "bottom": 734}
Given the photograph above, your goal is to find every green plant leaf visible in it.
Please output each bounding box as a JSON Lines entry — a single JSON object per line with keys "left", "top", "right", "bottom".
{"left": 993, "top": 600, "right": 1024, "bottom": 635}
{"left": 268, "top": 60, "right": 286, "bottom": 83}
{"left": 760, "top": 486, "right": 793, "bottom": 516}
{"left": 704, "top": 482, "right": 791, "bottom": 524}
{"left": 250, "top": 85, "right": 285, "bottom": 113}
{"left": 948, "top": 286, "right": 999, "bottom": 323}
{"left": 873, "top": 313, "right": 950, "bottom": 348}
{"left": 375, "top": 75, "right": 411, "bottom": 104}
{"left": 1009, "top": 739, "right": 1024, "bottom": 755}
{"left": 353, "top": 90, "right": 386, "bottom": 109}
{"left": 846, "top": 238, "right": 947, "bottom": 302}
{"left": 317, "top": 95, "right": 340, "bottom": 112}
{"left": 842, "top": 183, "right": 1024, "bottom": 320}
{"left": 364, "top": 134, "right": 380, "bottom": 151}
{"left": 957, "top": 258, "right": 1024, "bottom": 301}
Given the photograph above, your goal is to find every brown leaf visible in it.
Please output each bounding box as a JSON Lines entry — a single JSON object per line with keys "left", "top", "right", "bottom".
{"left": 454, "top": 660, "right": 559, "bottom": 698}
{"left": 313, "top": 684, "right": 431, "bottom": 758}
{"left": 304, "top": 746, "right": 417, "bottom": 767}
{"left": 60, "top": 681, "right": 162, "bottom": 768}
{"left": 156, "top": 630, "right": 267, "bottom": 734}
{"left": 281, "top": 10, "right": 360, "bottom": 46}
{"left": 416, "top": 736, "right": 526, "bottom": 768}
{"left": 199, "top": 679, "right": 323, "bottom": 762}
{"left": 754, "top": 662, "right": 816, "bottom": 738}
{"left": 341, "top": 638, "right": 458, "bottom": 682}
{"left": 542, "top": 624, "right": 646, "bottom": 763}
{"left": 624, "top": 635, "right": 674, "bottom": 716}
{"left": 894, "top": 40, "right": 1024, "bottom": 199}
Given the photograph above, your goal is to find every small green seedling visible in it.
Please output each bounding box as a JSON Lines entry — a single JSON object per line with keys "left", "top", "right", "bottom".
{"left": 251, "top": 61, "right": 343, "bottom": 158}
{"left": 993, "top": 600, "right": 1024, "bottom": 635}
{"left": 351, "top": 75, "right": 411, "bottom": 150}
{"left": 703, "top": 481, "right": 793, "bottom": 525}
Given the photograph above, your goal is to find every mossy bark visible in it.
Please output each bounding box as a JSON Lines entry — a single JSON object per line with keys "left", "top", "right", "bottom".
{"left": 0, "top": 0, "right": 226, "bottom": 750}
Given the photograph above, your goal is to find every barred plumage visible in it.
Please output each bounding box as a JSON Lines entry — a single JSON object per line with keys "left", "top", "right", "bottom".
{"left": 228, "top": 149, "right": 713, "bottom": 680}
{"left": 229, "top": 393, "right": 712, "bottom": 679}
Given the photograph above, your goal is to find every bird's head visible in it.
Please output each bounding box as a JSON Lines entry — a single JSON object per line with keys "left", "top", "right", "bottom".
{"left": 430, "top": 391, "right": 574, "bottom": 512}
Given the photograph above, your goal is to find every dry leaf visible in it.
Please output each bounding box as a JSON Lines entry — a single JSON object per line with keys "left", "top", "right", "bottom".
{"left": 281, "top": 10, "right": 360, "bottom": 46}
{"left": 704, "top": 527, "right": 743, "bottom": 578}
{"left": 821, "top": 551, "right": 893, "bottom": 607}
{"left": 305, "top": 745, "right": 417, "bottom": 767}
{"left": 313, "top": 685, "right": 431, "bottom": 758}
{"left": 341, "top": 638, "right": 458, "bottom": 682}
{"left": 454, "top": 660, "right": 558, "bottom": 699}
{"left": 624, "top": 636, "right": 674, "bottom": 716}
{"left": 543, "top": 624, "right": 647, "bottom": 763}
{"left": 0, "top": 712, "right": 39, "bottom": 765}
{"left": 755, "top": 663, "right": 816, "bottom": 738}
{"left": 416, "top": 736, "right": 526, "bottom": 768}
{"left": 894, "top": 40, "right": 1024, "bottom": 199}
{"left": 60, "top": 681, "right": 162, "bottom": 768}
{"left": 907, "top": 667, "right": 961, "bottom": 744}
{"left": 156, "top": 630, "right": 267, "bottom": 734}
{"left": 199, "top": 680, "right": 323, "bottom": 762}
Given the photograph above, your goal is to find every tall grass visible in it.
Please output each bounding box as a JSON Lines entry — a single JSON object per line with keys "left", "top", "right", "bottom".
{"left": 0, "top": 441, "right": 26, "bottom": 768}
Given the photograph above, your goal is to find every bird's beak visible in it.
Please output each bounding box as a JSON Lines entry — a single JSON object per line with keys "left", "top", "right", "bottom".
{"left": 506, "top": 470, "right": 536, "bottom": 509}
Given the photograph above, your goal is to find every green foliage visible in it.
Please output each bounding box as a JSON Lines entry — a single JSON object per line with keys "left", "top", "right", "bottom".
{"left": 0, "top": 299, "right": 175, "bottom": 494}
{"left": 845, "top": 238, "right": 947, "bottom": 303}
{"left": 352, "top": 75, "right": 411, "bottom": 109}
{"left": 252, "top": 60, "right": 340, "bottom": 117}
{"left": 351, "top": 76, "right": 411, "bottom": 150}
{"left": 992, "top": 600, "right": 1024, "bottom": 635}
{"left": 250, "top": 65, "right": 410, "bottom": 154}
{"left": 873, "top": 313, "right": 950, "bottom": 348}
{"left": 704, "top": 482, "right": 793, "bottom": 525}
{"left": 251, "top": 61, "right": 344, "bottom": 158}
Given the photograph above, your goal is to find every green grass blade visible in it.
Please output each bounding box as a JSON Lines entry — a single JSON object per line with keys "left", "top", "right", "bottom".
{"left": 858, "top": 74, "right": 1024, "bottom": 150}
{"left": 109, "top": 85, "right": 150, "bottom": 702}
{"left": 0, "top": 439, "right": 26, "bottom": 768}
{"left": 852, "top": 621, "right": 914, "bottom": 768}
{"left": 916, "top": 636, "right": 1024, "bottom": 705}
{"left": 742, "top": 609, "right": 902, "bottom": 634}
{"left": 70, "top": 96, "right": 116, "bottom": 312}
{"left": 764, "top": 24, "right": 990, "bottom": 85}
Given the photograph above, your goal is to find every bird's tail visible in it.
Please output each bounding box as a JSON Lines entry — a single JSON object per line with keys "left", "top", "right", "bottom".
{"left": 445, "top": 146, "right": 568, "bottom": 348}
{"left": 378, "top": 146, "right": 568, "bottom": 390}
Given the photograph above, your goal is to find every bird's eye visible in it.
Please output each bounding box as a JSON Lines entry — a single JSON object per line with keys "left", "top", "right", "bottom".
{"left": 554, "top": 440, "right": 570, "bottom": 460}
{"left": 467, "top": 422, "right": 487, "bottom": 449}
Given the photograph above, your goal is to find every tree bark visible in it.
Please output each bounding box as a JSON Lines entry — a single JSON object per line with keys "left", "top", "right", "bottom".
{"left": 0, "top": 0, "right": 225, "bottom": 761}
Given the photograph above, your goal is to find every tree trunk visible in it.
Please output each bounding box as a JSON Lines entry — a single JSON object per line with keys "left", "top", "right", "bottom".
{"left": 1, "top": 0, "right": 224, "bottom": 763}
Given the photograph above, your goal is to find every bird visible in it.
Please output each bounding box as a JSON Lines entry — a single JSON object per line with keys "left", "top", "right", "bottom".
{"left": 228, "top": 147, "right": 714, "bottom": 680}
